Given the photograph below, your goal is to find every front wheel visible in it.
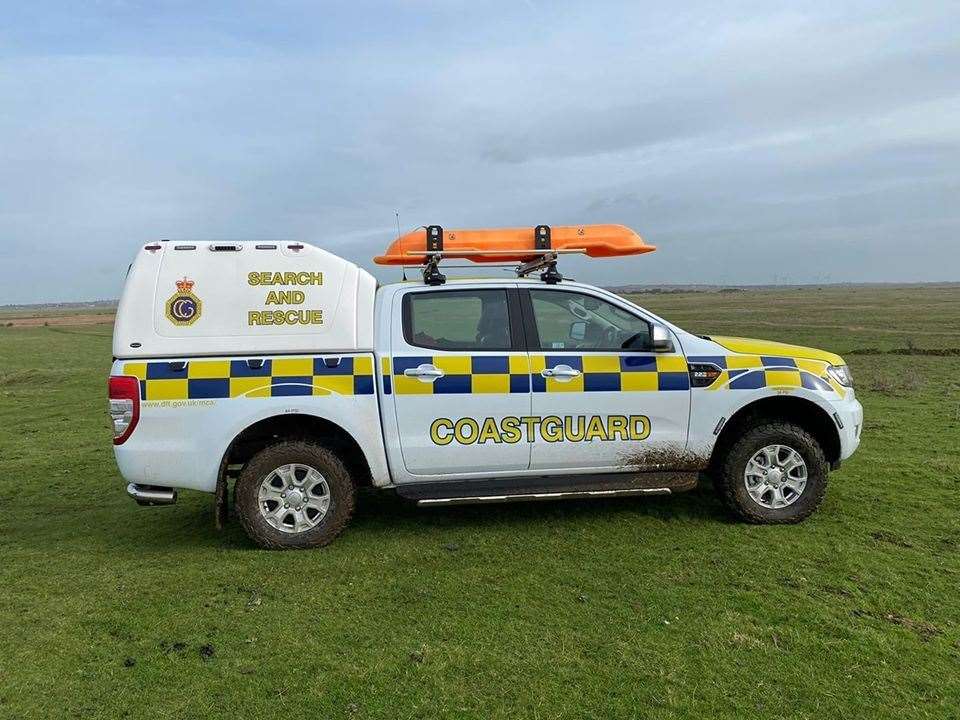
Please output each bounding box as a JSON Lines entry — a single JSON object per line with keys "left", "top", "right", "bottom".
{"left": 715, "top": 422, "right": 828, "bottom": 524}
{"left": 235, "top": 440, "right": 356, "bottom": 549}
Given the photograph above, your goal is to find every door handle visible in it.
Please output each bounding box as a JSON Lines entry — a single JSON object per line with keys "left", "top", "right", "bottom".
{"left": 403, "top": 364, "right": 445, "bottom": 380}
{"left": 542, "top": 365, "right": 581, "bottom": 379}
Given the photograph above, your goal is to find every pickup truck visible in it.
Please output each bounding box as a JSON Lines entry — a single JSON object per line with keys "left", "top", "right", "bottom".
{"left": 108, "top": 229, "right": 863, "bottom": 549}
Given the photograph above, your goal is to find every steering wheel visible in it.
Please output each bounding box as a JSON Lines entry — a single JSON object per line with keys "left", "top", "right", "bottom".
{"left": 602, "top": 326, "right": 620, "bottom": 348}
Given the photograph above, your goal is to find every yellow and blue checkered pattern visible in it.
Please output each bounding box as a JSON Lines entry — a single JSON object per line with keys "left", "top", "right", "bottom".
{"left": 687, "top": 355, "right": 843, "bottom": 395}
{"left": 387, "top": 355, "right": 532, "bottom": 395}
{"left": 385, "top": 354, "right": 690, "bottom": 395}
{"left": 122, "top": 355, "right": 375, "bottom": 401}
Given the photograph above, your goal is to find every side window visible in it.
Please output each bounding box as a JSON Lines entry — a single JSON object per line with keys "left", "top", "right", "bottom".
{"left": 404, "top": 289, "right": 513, "bottom": 351}
{"left": 529, "top": 290, "right": 651, "bottom": 351}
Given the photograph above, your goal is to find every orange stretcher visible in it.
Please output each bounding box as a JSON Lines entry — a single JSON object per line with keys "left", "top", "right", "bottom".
{"left": 374, "top": 224, "right": 654, "bottom": 265}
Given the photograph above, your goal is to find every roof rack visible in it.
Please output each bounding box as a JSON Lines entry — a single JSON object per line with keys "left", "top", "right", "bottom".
{"left": 373, "top": 223, "right": 654, "bottom": 286}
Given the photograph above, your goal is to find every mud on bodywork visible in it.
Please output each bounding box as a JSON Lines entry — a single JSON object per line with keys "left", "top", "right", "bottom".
{"left": 616, "top": 443, "right": 710, "bottom": 493}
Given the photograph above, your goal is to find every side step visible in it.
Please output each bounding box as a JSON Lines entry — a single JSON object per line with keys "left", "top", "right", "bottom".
{"left": 397, "top": 471, "right": 698, "bottom": 507}
{"left": 418, "top": 486, "right": 673, "bottom": 507}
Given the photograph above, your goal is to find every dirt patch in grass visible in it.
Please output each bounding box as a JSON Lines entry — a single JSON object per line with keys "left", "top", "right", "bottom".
{"left": 870, "top": 530, "right": 914, "bottom": 548}
{"left": 860, "top": 370, "right": 924, "bottom": 397}
{"left": 848, "top": 347, "right": 960, "bottom": 357}
{"left": 853, "top": 610, "right": 944, "bottom": 642}
{"left": 0, "top": 313, "right": 115, "bottom": 328}
{"left": 0, "top": 369, "right": 63, "bottom": 387}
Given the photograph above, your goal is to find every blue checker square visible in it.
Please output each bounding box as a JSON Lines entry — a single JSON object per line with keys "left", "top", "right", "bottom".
{"left": 729, "top": 370, "right": 765, "bottom": 390}
{"left": 314, "top": 356, "right": 354, "bottom": 375}
{"left": 353, "top": 375, "right": 374, "bottom": 395}
{"left": 188, "top": 378, "right": 229, "bottom": 399}
{"left": 531, "top": 374, "right": 547, "bottom": 393}
{"left": 620, "top": 355, "right": 657, "bottom": 372}
{"left": 147, "top": 362, "right": 188, "bottom": 380}
{"left": 658, "top": 372, "right": 690, "bottom": 391}
{"left": 472, "top": 355, "right": 509, "bottom": 374}
{"left": 271, "top": 376, "right": 314, "bottom": 396}
{"left": 545, "top": 355, "right": 582, "bottom": 371}
{"left": 584, "top": 373, "right": 621, "bottom": 392}
{"left": 801, "top": 373, "right": 832, "bottom": 392}
{"left": 382, "top": 374, "right": 392, "bottom": 395}
{"left": 392, "top": 356, "right": 433, "bottom": 374}
{"left": 761, "top": 356, "right": 796, "bottom": 368}
{"left": 509, "top": 374, "right": 530, "bottom": 393}
{"left": 433, "top": 374, "right": 471, "bottom": 394}
{"left": 230, "top": 359, "right": 272, "bottom": 377}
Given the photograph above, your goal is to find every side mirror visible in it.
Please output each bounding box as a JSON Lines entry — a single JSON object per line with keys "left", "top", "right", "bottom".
{"left": 569, "top": 321, "right": 586, "bottom": 341}
{"left": 651, "top": 323, "right": 674, "bottom": 352}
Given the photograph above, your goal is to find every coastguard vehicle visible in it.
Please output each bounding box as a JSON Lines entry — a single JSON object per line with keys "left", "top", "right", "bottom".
{"left": 109, "top": 225, "right": 863, "bottom": 549}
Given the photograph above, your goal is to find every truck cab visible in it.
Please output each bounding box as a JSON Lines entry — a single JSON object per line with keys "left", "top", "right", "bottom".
{"left": 109, "top": 227, "right": 863, "bottom": 549}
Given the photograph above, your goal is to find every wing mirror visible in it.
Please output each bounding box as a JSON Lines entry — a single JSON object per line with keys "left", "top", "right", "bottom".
{"left": 651, "top": 323, "right": 674, "bottom": 352}
{"left": 569, "top": 321, "right": 587, "bottom": 341}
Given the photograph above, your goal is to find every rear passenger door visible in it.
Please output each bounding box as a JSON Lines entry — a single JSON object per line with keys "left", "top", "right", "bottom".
{"left": 522, "top": 288, "right": 690, "bottom": 472}
{"left": 388, "top": 286, "right": 532, "bottom": 477}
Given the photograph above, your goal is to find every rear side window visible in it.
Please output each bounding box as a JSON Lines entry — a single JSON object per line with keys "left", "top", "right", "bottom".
{"left": 404, "top": 290, "right": 513, "bottom": 351}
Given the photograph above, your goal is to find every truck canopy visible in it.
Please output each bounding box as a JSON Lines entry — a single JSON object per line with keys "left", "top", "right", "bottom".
{"left": 113, "top": 241, "right": 376, "bottom": 359}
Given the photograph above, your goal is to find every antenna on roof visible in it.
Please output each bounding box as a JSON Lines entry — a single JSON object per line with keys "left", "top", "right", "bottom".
{"left": 395, "top": 211, "right": 407, "bottom": 282}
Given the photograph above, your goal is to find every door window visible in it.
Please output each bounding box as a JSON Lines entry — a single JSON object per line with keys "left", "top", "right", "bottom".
{"left": 528, "top": 290, "right": 651, "bottom": 351}
{"left": 404, "top": 289, "right": 513, "bottom": 351}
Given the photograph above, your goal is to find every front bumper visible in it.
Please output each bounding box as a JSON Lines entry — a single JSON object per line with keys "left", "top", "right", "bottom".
{"left": 834, "top": 394, "right": 864, "bottom": 462}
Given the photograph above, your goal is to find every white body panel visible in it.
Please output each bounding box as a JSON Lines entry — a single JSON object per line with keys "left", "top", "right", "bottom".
{"left": 113, "top": 241, "right": 376, "bottom": 359}
{"left": 387, "top": 285, "right": 532, "bottom": 476}
{"left": 111, "top": 352, "right": 389, "bottom": 492}
{"left": 525, "top": 286, "right": 691, "bottom": 472}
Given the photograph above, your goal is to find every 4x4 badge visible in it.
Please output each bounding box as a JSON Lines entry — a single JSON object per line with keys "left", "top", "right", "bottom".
{"left": 165, "top": 277, "right": 202, "bottom": 326}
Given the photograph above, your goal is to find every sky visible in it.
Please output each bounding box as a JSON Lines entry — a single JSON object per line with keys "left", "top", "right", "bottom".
{"left": 1, "top": 0, "right": 958, "bottom": 304}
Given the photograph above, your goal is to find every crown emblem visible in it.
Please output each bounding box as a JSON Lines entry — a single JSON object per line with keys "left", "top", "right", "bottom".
{"left": 175, "top": 277, "right": 195, "bottom": 292}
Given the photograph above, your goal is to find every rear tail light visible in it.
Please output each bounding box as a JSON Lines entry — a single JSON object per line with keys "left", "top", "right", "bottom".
{"left": 109, "top": 376, "right": 141, "bottom": 445}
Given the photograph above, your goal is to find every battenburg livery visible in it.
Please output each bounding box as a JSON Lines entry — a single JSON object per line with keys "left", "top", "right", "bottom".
{"left": 109, "top": 225, "right": 863, "bottom": 549}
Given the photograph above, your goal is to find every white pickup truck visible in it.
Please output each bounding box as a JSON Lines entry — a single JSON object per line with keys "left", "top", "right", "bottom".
{"left": 109, "top": 230, "right": 862, "bottom": 549}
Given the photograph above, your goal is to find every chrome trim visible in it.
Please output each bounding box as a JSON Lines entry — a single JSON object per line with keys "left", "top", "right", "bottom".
{"left": 126, "top": 483, "right": 178, "bottom": 506}
{"left": 417, "top": 486, "right": 671, "bottom": 506}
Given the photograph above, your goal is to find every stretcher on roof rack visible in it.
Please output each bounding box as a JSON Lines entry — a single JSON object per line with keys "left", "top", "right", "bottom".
{"left": 374, "top": 224, "right": 655, "bottom": 285}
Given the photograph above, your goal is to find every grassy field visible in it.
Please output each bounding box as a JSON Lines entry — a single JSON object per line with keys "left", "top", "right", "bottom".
{"left": 1, "top": 285, "right": 958, "bottom": 719}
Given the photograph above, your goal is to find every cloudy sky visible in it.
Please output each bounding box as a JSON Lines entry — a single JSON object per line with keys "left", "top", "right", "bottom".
{"left": 1, "top": 1, "right": 958, "bottom": 303}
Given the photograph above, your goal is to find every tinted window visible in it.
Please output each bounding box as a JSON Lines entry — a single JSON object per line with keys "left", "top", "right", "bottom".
{"left": 529, "top": 290, "right": 651, "bottom": 351}
{"left": 405, "top": 290, "right": 513, "bottom": 350}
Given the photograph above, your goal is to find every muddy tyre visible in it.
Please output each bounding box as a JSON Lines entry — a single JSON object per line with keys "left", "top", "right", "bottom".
{"left": 716, "top": 422, "right": 828, "bottom": 524}
{"left": 235, "top": 440, "right": 355, "bottom": 549}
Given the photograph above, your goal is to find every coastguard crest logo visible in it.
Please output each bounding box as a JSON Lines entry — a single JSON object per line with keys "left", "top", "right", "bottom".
{"left": 165, "top": 277, "right": 202, "bottom": 326}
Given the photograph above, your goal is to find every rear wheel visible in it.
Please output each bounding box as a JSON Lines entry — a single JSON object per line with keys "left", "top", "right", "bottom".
{"left": 235, "top": 440, "right": 355, "bottom": 549}
{"left": 715, "top": 422, "right": 828, "bottom": 524}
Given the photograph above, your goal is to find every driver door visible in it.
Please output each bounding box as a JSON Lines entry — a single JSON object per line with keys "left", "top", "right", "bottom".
{"left": 521, "top": 288, "right": 690, "bottom": 472}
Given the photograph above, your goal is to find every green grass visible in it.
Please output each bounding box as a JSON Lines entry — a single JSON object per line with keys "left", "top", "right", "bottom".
{"left": 1, "top": 286, "right": 959, "bottom": 719}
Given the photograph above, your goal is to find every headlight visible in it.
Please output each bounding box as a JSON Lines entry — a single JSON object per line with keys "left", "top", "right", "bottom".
{"left": 826, "top": 364, "right": 853, "bottom": 387}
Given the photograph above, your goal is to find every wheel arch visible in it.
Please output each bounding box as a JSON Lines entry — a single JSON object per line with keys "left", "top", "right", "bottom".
{"left": 218, "top": 413, "right": 374, "bottom": 494}
{"left": 709, "top": 395, "right": 842, "bottom": 472}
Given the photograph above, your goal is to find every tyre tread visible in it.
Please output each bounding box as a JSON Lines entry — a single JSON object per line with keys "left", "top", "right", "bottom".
{"left": 234, "top": 439, "right": 355, "bottom": 549}
{"left": 716, "top": 422, "right": 828, "bottom": 525}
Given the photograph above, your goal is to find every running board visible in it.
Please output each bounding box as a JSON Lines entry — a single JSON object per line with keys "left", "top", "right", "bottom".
{"left": 397, "top": 470, "right": 698, "bottom": 505}
{"left": 417, "top": 486, "right": 672, "bottom": 507}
